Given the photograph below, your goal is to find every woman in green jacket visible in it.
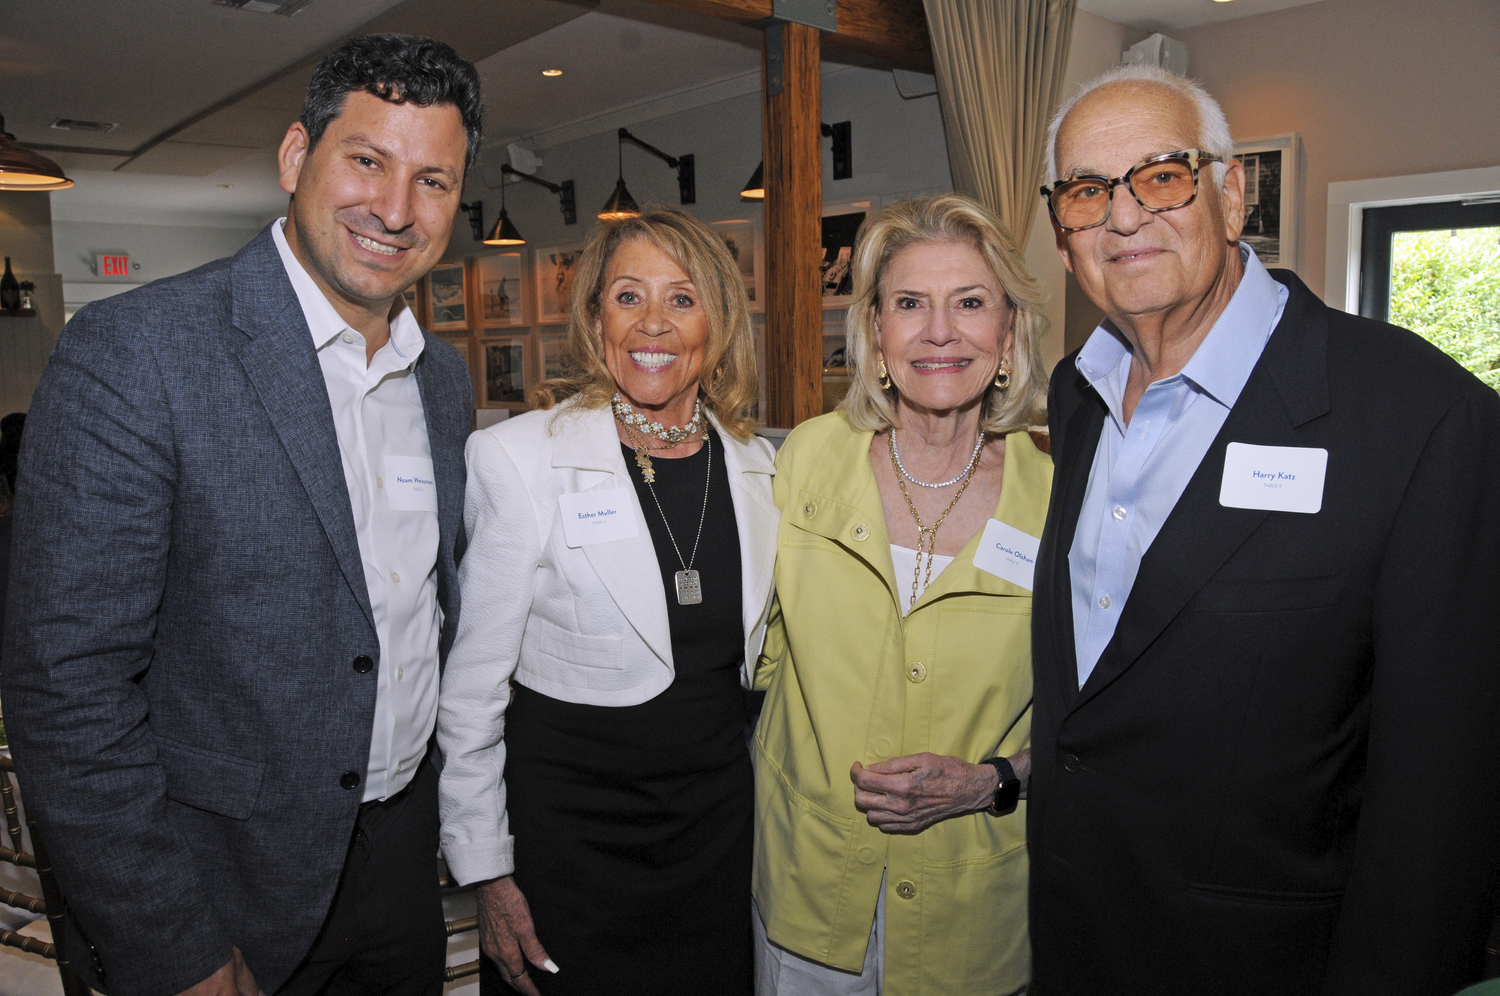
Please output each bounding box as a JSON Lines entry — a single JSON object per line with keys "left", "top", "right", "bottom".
{"left": 753, "top": 194, "right": 1051, "bottom": 995}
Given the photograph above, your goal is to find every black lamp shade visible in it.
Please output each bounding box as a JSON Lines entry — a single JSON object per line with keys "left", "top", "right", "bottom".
{"left": 740, "top": 161, "right": 764, "bottom": 200}
{"left": 598, "top": 176, "right": 641, "bottom": 220}
{"left": 485, "top": 207, "right": 525, "bottom": 245}
{"left": 0, "top": 119, "right": 73, "bottom": 191}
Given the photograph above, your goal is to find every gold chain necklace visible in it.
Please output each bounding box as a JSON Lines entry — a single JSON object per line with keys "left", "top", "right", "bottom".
{"left": 887, "top": 431, "right": 985, "bottom": 610}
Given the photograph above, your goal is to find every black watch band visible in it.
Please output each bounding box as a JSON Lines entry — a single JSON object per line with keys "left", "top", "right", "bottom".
{"left": 980, "top": 756, "right": 1021, "bottom": 817}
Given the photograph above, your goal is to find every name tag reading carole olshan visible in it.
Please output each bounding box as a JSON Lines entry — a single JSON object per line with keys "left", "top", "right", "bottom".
{"left": 972, "top": 519, "right": 1041, "bottom": 591}
{"left": 384, "top": 456, "right": 439, "bottom": 512}
{"left": 558, "top": 488, "right": 641, "bottom": 548}
{"left": 1219, "top": 442, "right": 1328, "bottom": 513}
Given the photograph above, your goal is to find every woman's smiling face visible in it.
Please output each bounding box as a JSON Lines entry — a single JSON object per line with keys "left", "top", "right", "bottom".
{"left": 596, "top": 238, "right": 710, "bottom": 422}
{"left": 876, "top": 239, "right": 1014, "bottom": 416}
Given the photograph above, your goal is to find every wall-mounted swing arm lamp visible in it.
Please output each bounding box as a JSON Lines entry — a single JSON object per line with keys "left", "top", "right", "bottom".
{"left": 741, "top": 120, "right": 851, "bottom": 201}
{"left": 485, "top": 164, "right": 577, "bottom": 246}
{"left": 458, "top": 201, "right": 486, "bottom": 241}
{"left": 600, "top": 127, "right": 695, "bottom": 220}
{"left": 0, "top": 114, "right": 74, "bottom": 191}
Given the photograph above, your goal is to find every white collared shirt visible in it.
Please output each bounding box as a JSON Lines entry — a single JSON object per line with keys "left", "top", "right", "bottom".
{"left": 273, "top": 218, "right": 442, "bottom": 802}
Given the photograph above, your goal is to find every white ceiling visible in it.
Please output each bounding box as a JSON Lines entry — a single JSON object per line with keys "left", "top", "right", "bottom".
{"left": 1077, "top": 0, "right": 1327, "bottom": 33}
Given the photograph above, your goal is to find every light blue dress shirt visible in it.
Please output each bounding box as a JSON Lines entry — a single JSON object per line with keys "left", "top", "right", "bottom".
{"left": 1069, "top": 246, "right": 1288, "bottom": 687}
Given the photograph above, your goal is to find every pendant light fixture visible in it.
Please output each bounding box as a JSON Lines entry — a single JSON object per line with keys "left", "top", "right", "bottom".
{"left": 0, "top": 115, "right": 74, "bottom": 191}
{"left": 739, "top": 161, "right": 764, "bottom": 200}
{"left": 740, "top": 121, "right": 851, "bottom": 203}
{"left": 598, "top": 128, "right": 694, "bottom": 221}
{"left": 484, "top": 171, "right": 525, "bottom": 245}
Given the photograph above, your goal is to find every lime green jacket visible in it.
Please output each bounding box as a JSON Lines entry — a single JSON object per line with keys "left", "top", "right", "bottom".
{"left": 753, "top": 412, "right": 1052, "bottom": 995}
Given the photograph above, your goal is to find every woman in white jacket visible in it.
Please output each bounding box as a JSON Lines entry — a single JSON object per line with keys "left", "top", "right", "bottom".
{"left": 437, "top": 208, "right": 776, "bottom": 996}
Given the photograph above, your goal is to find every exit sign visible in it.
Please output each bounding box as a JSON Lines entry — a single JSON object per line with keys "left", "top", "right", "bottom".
{"left": 97, "top": 254, "right": 130, "bottom": 277}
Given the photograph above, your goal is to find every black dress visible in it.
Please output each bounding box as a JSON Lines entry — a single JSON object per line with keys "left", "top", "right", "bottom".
{"left": 480, "top": 430, "right": 754, "bottom": 996}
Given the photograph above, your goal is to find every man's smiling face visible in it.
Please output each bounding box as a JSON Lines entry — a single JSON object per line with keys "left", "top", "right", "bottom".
{"left": 278, "top": 89, "right": 467, "bottom": 319}
{"left": 1052, "top": 82, "right": 1244, "bottom": 325}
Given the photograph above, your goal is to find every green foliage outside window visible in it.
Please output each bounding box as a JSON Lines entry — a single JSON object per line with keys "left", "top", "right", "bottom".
{"left": 1389, "top": 227, "right": 1500, "bottom": 390}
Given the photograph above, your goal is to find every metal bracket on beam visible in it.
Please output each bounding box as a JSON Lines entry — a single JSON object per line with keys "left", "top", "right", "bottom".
{"left": 754, "top": 0, "right": 836, "bottom": 97}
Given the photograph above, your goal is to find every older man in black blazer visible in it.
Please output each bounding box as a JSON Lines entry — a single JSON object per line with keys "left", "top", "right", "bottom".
{"left": 1028, "top": 65, "right": 1500, "bottom": 995}
{"left": 3, "top": 36, "right": 479, "bottom": 996}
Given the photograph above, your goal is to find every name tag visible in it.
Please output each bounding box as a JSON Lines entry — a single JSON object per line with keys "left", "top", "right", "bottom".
{"left": 1219, "top": 442, "right": 1327, "bottom": 513}
{"left": 558, "top": 488, "right": 640, "bottom": 547}
{"left": 384, "top": 456, "right": 439, "bottom": 512}
{"left": 973, "top": 519, "right": 1040, "bottom": 591}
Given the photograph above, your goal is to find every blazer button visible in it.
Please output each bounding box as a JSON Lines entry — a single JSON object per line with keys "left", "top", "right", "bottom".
{"left": 851, "top": 523, "right": 869, "bottom": 541}
{"left": 802, "top": 501, "right": 817, "bottom": 519}
{"left": 340, "top": 771, "right": 362, "bottom": 790}
{"left": 895, "top": 880, "right": 917, "bottom": 900}
{"left": 352, "top": 655, "right": 374, "bottom": 674}
{"left": 1062, "top": 753, "right": 1082, "bottom": 773}
{"left": 906, "top": 662, "right": 927, "bottom": 683}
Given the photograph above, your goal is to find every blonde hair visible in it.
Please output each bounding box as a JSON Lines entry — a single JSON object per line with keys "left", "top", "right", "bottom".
{"left": 530, "top": 207, "right": 759, "bottom": 440}
{"left": 840, "top": 193, "right": 1048, "bottom": 434}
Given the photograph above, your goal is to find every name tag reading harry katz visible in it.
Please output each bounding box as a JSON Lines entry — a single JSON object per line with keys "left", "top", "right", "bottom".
{"left": 558, "top": 488, "right": 640, "bottom": 547}
{"left": 973, "top": 519, "right": 1041, "bottom": 591}
{"left": 1219, "top": 442, "right": 1328, "bottom": 513}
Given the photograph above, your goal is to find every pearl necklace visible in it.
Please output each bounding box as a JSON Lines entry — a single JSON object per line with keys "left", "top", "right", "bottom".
{"left": 890, "top": 429, "right": 985, "bottom": 488}
{"left": 611, "top": 393, "right": 705, "bottom": 484}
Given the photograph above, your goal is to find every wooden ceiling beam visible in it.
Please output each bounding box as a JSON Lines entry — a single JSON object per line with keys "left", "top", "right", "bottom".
{"left": 638, "top": 0, "right": 933, "bottom": 72}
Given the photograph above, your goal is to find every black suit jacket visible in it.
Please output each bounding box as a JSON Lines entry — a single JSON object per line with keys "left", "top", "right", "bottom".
{"left": 1029, "top": 270, "right": 1500, "bottom": 996}
{"left": 2, "top": 227, "right": 471, "bottom": 996}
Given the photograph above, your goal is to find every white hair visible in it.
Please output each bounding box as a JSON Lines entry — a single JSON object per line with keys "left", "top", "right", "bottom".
{"left": 1045, "top": 64, "right": 1234, "bottom": 188}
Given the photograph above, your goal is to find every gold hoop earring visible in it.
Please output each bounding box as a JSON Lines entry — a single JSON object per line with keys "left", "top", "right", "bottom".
{"left": 878, "top": 359, "right": 892, "bottom": 390}
{"left": 994, "top": 359, "right": 1011, "bottom": 391}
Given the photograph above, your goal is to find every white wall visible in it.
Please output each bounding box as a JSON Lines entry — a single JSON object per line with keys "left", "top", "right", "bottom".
{"left": 53, "top": 220, "right": 265, "bottom": 313}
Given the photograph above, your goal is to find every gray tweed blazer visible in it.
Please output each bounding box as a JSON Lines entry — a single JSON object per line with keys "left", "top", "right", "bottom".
{"left": 1, "top": 225, "right": 471, "bottom": 996}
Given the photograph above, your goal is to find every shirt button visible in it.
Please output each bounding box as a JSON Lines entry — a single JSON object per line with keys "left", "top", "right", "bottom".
{"left": 1113, "top": 506, "right": 1127, "bottom": 520}
{"left": 907, "top": 662, "right": 927, "bottom": 683}
{"left": 341, "top": 331, "right": 355, "bottom": 344}
{"left": 397, "top": 667, "right": 404, "bottom": 680}
{"left": 1099, "top": 595, "right": 1112, "bottom": 609}
{"left": 339, "top": 770, "right": 361, "bottom": 790}
{"left": 391, "top": 571, "right": 400, "bottom": 584}
{"left": 377, "top": 477, "right": 384, "bottom": 489}
{"left": 352, "top": 655, "right": 373, "bottom": 674}
{"left": 895, "top": 880, "right": 917, "bottom": 900}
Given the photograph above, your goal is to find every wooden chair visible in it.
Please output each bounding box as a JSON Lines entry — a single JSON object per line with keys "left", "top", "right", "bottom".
{"left": 0, "top": 754, "right": 88, "bottom": 996}
{"left": 440, "top": 866, "right": 480, "bottom": 983}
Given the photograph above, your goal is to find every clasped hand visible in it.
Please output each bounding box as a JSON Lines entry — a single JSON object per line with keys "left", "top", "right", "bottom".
{"left": 851, "top": 752, "right": 1000, "bottom": 834}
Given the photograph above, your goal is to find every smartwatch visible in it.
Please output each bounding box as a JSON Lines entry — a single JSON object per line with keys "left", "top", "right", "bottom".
{"left": 980, "top": 757, "right": 1021, "bottom": 817}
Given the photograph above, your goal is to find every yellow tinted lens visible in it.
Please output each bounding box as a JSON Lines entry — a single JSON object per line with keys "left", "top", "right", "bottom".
{"left": 1129, "top": 159, "right": 1196, "bottom": 209}
{"left": 1053, "top": 178, "right": 1110, "bottom": 228}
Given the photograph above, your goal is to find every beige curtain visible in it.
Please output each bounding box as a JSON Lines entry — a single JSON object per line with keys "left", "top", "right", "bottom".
{"left": 923, "top": 0, "right": 1078, "bottom": 245}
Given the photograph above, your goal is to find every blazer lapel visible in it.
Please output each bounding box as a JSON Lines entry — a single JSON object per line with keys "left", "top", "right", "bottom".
{"left": 1044, "top": 387, "right": 1107, "bottom": 712}
{"left": 1074, "top": 276, "right": 1331, "bottom": 709}
{"left": 792, "top": 425, "right": 902, "bottom": 613}
{"left": 715, "top": 421, "right": 778, "bottom": 656}
{"left": 414, "top": 346, "right": 466, "bottom": 642}
{"left": 553, "top": 404, "right": 673, "bottom": 666}
{"left": 226, "top": 230, "right": 375, "bottom": 635}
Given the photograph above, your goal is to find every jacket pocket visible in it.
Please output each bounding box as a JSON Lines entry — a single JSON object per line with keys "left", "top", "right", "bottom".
{"left": 1186, "top": 881, "right": 1345, "bottom": 907}
{"left": 156, "top": 736, "right": 267, "bottom": 821}
{"left": 1190, "top": 573, "right": 1347, "bottom": 614}
{"left": 527, "top": 615, "right": 624, "bottom": 670}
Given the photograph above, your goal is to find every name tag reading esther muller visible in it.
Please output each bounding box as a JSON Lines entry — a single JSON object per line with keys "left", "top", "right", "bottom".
{"left": 1219, "top": 442, "right": 1328, "bottom": 513}
{"left": 558, "top": 488, "right": 640, "bottom": 547}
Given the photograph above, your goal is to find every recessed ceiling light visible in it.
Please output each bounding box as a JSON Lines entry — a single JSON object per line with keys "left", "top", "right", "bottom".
{"left": 541, "top": 69, "right": 563, "bottom": 77}
{"left": 219, "top": 184, "right": 233, "bottom": 188}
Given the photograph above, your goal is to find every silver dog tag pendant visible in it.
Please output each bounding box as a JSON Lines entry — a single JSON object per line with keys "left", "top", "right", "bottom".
{"left": 675, "top": 570, "right": 702, "bottom": 605}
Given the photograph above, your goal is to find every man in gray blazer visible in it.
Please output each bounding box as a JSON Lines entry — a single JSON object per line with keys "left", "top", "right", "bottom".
{"left": 2, "top": 35, "right": 479, "bottom": 996}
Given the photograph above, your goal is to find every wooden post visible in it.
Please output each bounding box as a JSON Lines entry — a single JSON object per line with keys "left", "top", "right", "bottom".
{"left": 761, "top": 21, "right": 824, "bottom": 429}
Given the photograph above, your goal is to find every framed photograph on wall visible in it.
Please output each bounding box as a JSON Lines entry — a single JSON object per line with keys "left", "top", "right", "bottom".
{"left": 710, "top": 219, "right": 761, "bottom": 312}
{"left": 477, "top": 251, "right": 527, "bottom": 328}
{"left": 536, "top": 245, "right": 584, "bottom": 325}
{"left": 1233, "top": 134, "right": 1302, "bottom": 272}
{"left": 400, "top": 281, "right": 423, "bottom": 320}
{"left": 538, "top": 331, "right": 578, "bottom": 383}
{"left": 821, "top": 201, "right": 872, "bottom": 308}
{"left": 482, "top": 337, "right": 529, "bottom": 408}
{"left": 426, "top": 261, "right": 468, "bottom": 331}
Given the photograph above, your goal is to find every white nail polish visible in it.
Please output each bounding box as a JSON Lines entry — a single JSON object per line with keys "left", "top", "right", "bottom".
{"left": 543, "top": 959, "right": 560, "bottom": 974}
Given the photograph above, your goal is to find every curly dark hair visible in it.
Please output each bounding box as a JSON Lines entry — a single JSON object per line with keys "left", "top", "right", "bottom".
{"left": 300, "top": 33, "right": 483, "bottom": 178}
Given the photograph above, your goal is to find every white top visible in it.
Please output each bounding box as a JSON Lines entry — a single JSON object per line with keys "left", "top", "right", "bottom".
{"left": 890, "top": 543, "right": 955, "bottom": 616}
{"left": 436, "top": 400, "right": 779, "bottom": 885}
{"left": 273, "top": 219, "right": 441, "bottom": 803}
